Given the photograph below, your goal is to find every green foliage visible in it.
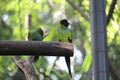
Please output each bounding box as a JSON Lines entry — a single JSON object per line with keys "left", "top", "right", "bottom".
{"left": 0, "top": 0, "right": 120, "bottom": 80}
{"left": 80, "top": 53, "right": 92, "bottom": 74}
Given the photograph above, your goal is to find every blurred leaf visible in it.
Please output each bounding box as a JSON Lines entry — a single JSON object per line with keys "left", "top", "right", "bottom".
{"left": 80, "top": 53, "right": 92, "bottom": 74}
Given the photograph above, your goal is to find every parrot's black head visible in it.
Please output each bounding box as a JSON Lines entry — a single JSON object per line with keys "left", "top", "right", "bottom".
{"left": 60, "top": 19, "right": 69, "bottom": 27}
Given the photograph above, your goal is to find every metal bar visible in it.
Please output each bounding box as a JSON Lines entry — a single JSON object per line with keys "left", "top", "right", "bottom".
{"left": 90, "top": 0, "right": 108, "bottom": 80}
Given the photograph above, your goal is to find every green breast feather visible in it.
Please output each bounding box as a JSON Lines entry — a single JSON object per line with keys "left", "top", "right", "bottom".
{"left": 57, "top": 28, "right": 72, "bottom": 42}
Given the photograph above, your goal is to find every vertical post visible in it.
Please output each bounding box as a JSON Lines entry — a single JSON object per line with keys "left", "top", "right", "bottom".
{"left": 90, "top": 0, "right": 108, "bottom": 80}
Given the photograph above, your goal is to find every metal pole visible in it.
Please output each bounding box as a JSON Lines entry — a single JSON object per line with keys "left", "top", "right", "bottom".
{"left": 90, "top": 0, "right": 108, "bottom": 80}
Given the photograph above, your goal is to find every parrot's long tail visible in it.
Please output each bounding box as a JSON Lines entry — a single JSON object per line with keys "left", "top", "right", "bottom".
{"left": 65, "top": 56, "right": 72, "bottom": 78}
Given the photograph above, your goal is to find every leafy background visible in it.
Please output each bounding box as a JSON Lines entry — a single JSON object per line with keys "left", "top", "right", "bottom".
{"left": 0, "top": 0, "right": 120, "bottom": 80}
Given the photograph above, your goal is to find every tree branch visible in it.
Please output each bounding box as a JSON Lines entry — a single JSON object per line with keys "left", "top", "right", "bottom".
{"left": 106, "top": 0, "right": 118, "bottom": 25}
{"left": 12, "top": 57, "right": 37, "bottom": 80}
{"left": 0, "top": 41, "right": 73, "bottom": 56}
{"left": 66, "top": 0, "right": 89, "bottom": 22}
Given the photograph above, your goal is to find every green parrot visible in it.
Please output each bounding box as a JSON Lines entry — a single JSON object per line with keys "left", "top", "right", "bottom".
{"left": 28, "top": 28, "right": 44, "bottom": 62}
{"left": 57, "top": 19, "right": 72, "bottom": 78}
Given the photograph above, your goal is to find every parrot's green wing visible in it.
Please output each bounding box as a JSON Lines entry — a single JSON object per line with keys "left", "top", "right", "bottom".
{"left": 28, "top": 28, "right": 43, "bottom": 41}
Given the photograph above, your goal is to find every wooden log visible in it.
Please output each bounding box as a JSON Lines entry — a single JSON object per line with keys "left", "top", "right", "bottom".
{"left": 0, "top": 40, "right": 73, "bottom": 56}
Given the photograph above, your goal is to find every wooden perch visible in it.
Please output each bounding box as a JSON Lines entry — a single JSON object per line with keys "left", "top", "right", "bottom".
{"left": 0, "top": 40, "right": 73, "bottom": 56}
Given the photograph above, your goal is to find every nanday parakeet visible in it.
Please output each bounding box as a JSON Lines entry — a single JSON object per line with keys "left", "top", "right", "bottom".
{"left": 57, "top": 19, "right": 72, "bottom": 78}
{"left": 28, "top": 28, "right": 44, "bottom": 62}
